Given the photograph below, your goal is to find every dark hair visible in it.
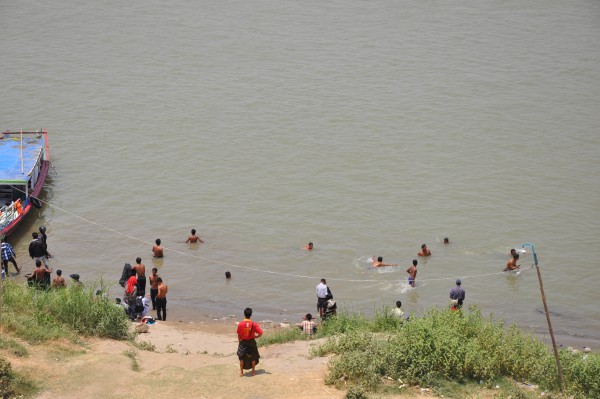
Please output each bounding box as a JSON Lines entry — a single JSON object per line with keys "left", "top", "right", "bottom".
{"left": 32, "top": 232, "right": 39, "bottom": 239}
{"left": 35, "top": 260, "right": 42, "bottom": 267}
{"left": 115, "top": 298, "right": 122, "bottom": 304}
{"left": 225, "top": 271, "right": 231, "bottom": 279}
{"left": 152, "top": 267, "right": 157, "bottom": 272}
{"left": 396, "top": 300, "right": 402, "bottom": 308}
{"left": 308, "top": 242, "right": 313, "bottom": 246}
{"left": 377, "top": 256, "right": 383, "bottom": 262}
{"left": 413, "top": 259, "right": 418, "bottom": 266}
{"left": 56, "top": 269, "right": 62, "bottom": 276}
{"left": 191, "top": 229, "right": 196, "bottom": 234}
{"left": 305, "top": 313, "right": 312, "bottom": 320}
{"left": 157, "top": 277, "right": 163, "bottom": 283}
{"left": 136, "top": 257, "right": 142, "bottom": 263}
{"left": 320, "top": 278, "right": 326, "bottom": 284}
{"left": 95, "top": 290, "right": 102, "bottom": 296}
{"left": 244, "top": 307, "right": 252, "bottom": 318}
{"left": 444, "top": 237, "right": 449, "bottom": 243}
{"left": 421, "top": 244, "right": 426, "bottom": 249}
{"left": 155, "top": 239, "right": 161, "bottom": 245}
{"left": 513, "top": 253, "right": 520, "bottom": 260}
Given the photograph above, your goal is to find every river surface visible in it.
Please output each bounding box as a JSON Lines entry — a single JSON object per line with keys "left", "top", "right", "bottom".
{"left": 2, "top": 0, "right": 599, "bottom": 347}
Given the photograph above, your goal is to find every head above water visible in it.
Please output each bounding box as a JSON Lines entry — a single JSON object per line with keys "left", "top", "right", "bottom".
{"left": 444, "top": 237, "right": 449, "bottom": 244}
{"left": 396, "top": 300, "right": 402, "bottom": 308}
{"left": 421, "top": 244, "right": 427, "bottom": 249}
{"left": 308, "top": 242, "right": 313, "bottom": 248}
{"left": 225, "top": 271, "right": 231, "bottom": 279}
{"left": 377, "top": 256, "right": 383, "bottom": 262}
{"left": 155, "top": 238, "right": 161, "bottom": 245}
{"left": 244, "top": 307, "right": 253, "bottom": 318}
{"left": 191, "top": 229, "right": 196, "bottom": 235}
{"left": 136, "top": 257, "right": 142, "bottom": 264}
{"left": 413, "top": 259, "right": 418, "bottom": 266}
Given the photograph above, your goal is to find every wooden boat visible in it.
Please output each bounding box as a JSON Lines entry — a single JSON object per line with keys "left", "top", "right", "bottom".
{"left": 0, "top": 129, "right": 50, "bottom": 238}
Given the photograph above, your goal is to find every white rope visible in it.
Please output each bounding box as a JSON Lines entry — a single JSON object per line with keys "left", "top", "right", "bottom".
{"left": 14, "top": 185, "right": 531, "bottom": 284}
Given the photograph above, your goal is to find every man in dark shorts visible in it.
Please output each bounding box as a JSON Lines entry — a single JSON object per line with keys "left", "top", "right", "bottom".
{"left": 132, "top": 257, "right": 146, "bottom": 297}
{"left": 407, "top": 260, "right": 418, "bottom": 287}
{"left": 236, "top": 307, "right": 263, "bottom": 376}
{"left": 149, "top": 267, "right": 159, "bottom": 310}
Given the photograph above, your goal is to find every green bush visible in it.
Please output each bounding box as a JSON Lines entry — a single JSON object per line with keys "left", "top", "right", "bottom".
{"left": 1, "top": 280, "right": 130, "bottom": 342}
{"left": 313, "top": 306, "right": 600, "bottom": 398}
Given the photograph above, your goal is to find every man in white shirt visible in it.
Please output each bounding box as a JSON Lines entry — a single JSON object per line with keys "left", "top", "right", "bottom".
{"left": 316, "top": 278, "right": 329, "bottom": 319}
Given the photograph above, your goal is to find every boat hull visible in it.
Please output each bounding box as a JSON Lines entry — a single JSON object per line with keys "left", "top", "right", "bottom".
{"left": 0, "top": 129, "right": 50, "bottom": 238}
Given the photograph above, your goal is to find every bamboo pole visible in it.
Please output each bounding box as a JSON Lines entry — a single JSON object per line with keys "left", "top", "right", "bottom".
{"left": 523, "top": 243, "right": 565, "bottom": 391}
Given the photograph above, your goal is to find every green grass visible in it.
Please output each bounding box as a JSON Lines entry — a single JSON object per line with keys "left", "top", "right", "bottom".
{"left": 1, "top": 280, "right": 130, "bottom": 342}
{"left": 311, "top": 306, "right": 599, "bottom": 399}
{"left": 257, "top": 326, "right": 305, "bottom": 347}
{"left": 0, "top": 335, "right": 29, "bottom": 357}
{"left": 122, "top": 349, "right": 140, "bottom": 372}
{"left": 0, "top": 356, "right": 38, "bottom": 398}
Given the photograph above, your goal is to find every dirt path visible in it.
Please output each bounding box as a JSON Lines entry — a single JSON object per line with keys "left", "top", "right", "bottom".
{"left": 1, "top": 321, "right": 446, "bottom": 399}
{"left": 23, "top": 322, "right": 346, "bottom": 399}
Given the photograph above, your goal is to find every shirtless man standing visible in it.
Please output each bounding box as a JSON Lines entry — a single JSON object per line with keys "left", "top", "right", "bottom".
{"left": 185, "top": 229, "right": 204, "bottom": 244}
{"left": 372, "top": 256, "right": 399, "bottom": 267}
{"left": 406, "top": 260, "right": 418, "bottom": 287}
{"left": 156, "top": 277, "right": 168, "bottom": 321}
{"left": 152, "top": 239, "right": 164, "bottom": 258}
{"left": 418, "top": 244, "right": 431, "bottom": 257}
{"left": 132, "top": 257, "right": 146, "bottom": 297}
{"left": 149, "top": 267, "right": 159, "bottom": 310}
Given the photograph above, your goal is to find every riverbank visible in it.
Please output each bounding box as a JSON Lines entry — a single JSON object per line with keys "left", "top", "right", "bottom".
{"left": 2, "top": 319, "right": 442, "bottom": 399}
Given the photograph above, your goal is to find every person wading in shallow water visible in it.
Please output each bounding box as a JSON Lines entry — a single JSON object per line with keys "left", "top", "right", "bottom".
{"left": 406, "top": 259, "right": 418, "bottom": 287}
{"left": 236, "top": 307, "right": 263, "bottom": 377}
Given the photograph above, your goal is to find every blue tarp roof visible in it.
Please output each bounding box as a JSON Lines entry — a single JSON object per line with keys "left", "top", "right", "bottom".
{"left": 0, "top": 134, "right": 45, "bottom": 183}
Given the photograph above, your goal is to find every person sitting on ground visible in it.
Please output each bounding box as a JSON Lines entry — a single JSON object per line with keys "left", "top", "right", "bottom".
{"left": 300, "top": 313, "right": 316, "bottom": 338}
{"left": 51, "top": 269, "right": 66, "bottom": 288}
{"left": 418, "top": 244, "right": 431, "bottom": 256}
{"left": 372, "top": 256, "right": 399, "bottom": 267}
{"left": 392, "top": 300, "right": 405, "bottom": 319}
{"left": 505, "top": 253, "right": 520, "bottom": 271}
{"left": 303, "top": 242, "right": 314, "bottom": 251}
{"left": 185, "top": 229, "right": 204, "bottom": 244}
{"left": 152, "top": 239, "right": 164, "bottom": 258}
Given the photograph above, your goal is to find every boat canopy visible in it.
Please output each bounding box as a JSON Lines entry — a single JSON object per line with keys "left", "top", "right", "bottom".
{"left": 0, "top": 134, "right": 46, "bottom": 184}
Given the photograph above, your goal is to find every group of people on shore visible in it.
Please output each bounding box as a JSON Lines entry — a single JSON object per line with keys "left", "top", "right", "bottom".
{"left": 1, "top": 227, "right": 82, "bottom": 289}
{"left": 117, "top": 229, "right": 205, "bottom": 322}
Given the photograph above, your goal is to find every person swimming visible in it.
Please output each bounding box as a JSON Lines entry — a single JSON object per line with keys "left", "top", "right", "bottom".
{"left": 372, "top": 256, "right": 399, "bottom": 267}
